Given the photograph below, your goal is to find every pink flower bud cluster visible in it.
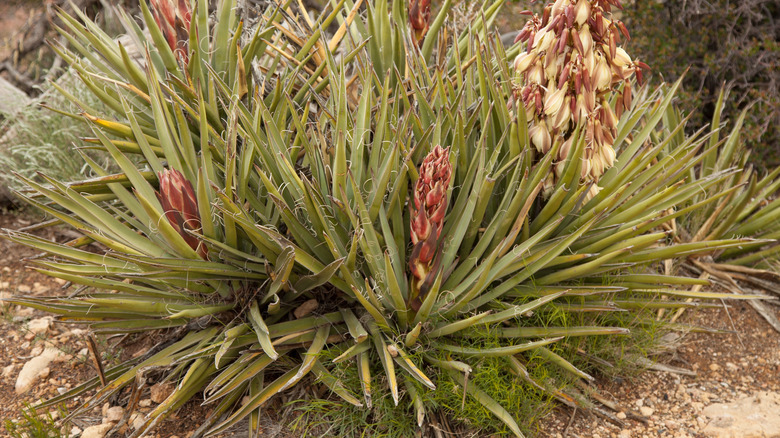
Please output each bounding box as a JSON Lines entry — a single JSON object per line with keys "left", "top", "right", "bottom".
{"left": 150, "top": 0, "right": 192, "bottom": 65}
{"left": 409, "top": 0, "right": 431, "bottom": 45}
{"left": 157, "top": 169, "right": 207, "bottom": 259}
{"left": 512, "top": 0, "right": 649, "bottom": 198}
{"left": 408, "top": 145, "right": 451, "bottom": 310}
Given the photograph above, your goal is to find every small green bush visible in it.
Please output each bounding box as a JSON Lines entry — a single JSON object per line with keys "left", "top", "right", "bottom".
{"left": 624, "top": 0, "right": 780, "bottom": 169}
{"left": 0, "top": 71, "right": 115, "bottom": 195}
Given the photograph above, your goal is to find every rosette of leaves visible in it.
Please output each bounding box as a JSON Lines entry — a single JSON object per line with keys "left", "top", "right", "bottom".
{"left": 0, "top": 0, "right": 773, "bottom": 436}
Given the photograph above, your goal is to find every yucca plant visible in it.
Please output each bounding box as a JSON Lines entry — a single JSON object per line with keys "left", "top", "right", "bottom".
{"left": 2, "top": 0, "right": 775, "bottom": 436}
{"left": 655, "top": 87, "right": 780, "bottom": 329}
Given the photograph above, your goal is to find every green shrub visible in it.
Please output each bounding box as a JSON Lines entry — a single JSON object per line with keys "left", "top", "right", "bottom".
{"left": 624, "top": 0, "right": 780, "bottom": 170}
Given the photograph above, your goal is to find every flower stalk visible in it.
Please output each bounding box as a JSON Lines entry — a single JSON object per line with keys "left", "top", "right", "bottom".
{"left": 150, "top": 0, "right": 192, "bottom": 65}
{"left": 409, "top": 145, "right": 451, "bottom": 311}
{"left": 157, "top": 168, "right": 207, "bottom": 259}
{"left": 408, "top": 0, "right": 431, "bottom": 45}
{"left": 513, "top": 0, "right": 649, "bottom": 198}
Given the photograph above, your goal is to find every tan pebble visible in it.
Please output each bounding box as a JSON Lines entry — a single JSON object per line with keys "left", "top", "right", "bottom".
{"left": 16, "top": 307, "right": 34, "bottom": 317}
{"left": 2, "top": 364, "right": 16, "bottom": 378}
{"left": 81, "top": 423, "right": 113, "bottom": 438}
{"left": 130, "top": 412, "right": 144, "bottom": 430}
{"left": 149, "top": 382, "right": 174, "bottom": 403}
{"left": 616, "top": 412, "right": 627, "bottom": 420}
{"left": 15, "top": 348, "right": 62, "bottom": 394}
{"left": 138, "top": 399, "right": 152, "bottom": 407}
{"left": 640, "top": 406, "right": 654, "bottom": 417}
{"left": 17, "top": 285, "right": 31, "bottom": 293}
{"left": 105, "top": 406, "right": 124, "bottom": 422}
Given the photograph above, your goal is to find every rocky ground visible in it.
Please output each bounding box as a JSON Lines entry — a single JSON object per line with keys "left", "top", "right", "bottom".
{"left": 2, "top": 209, "right": 780, "bottom": 438}
{"left": 538, "top": 302, "right": 780, "bottom": 438}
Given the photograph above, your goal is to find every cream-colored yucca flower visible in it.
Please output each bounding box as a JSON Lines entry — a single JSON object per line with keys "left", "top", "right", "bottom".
{"left": 512, "top": 0, "right": 649, "bottom": 199}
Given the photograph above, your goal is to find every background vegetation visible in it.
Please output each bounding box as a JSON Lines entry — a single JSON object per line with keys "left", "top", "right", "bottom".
{"left": 624, "top": 0, "right": 780, "bottom": 170}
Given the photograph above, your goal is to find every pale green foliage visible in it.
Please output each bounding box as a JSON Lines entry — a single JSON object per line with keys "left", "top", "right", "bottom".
{"left": 4, "top": 404, "right": 68, "bottom": 438}
{"left": 0, "top": 73, "right": 116, "bottom": 192}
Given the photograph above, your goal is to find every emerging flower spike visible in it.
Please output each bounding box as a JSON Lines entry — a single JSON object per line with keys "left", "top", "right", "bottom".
{"left": 512, "top": 0, "right": 650, "bottom": 199}
{"left": 150, "top": 0, "right": 192, "bottom": 65}
{"left": 157, "top": 169, "right": 207, "bottom": 259}
{"left": 409, "top": 0, "right": 431, "bottom": 45}
{"left": 409, "top": 145, "right": 451, "bottom": 311}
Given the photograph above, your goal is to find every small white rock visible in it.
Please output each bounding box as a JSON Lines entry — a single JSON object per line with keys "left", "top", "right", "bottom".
{"left": 149, "top": 382, "right": 174, "bottom": 403}
{"left": 138, "top": 399, "right": 153, "bottom": 408}
{"left": 640, "top": 406, "right": 655, "bottom": 417}
{"left": 105, "top": 406, "right": 125, "bottom": 423}
{"left": 32, "top": 282, "right": 48, "bottom": 294}
{"left": 15, "top": 348, "right": 63, "bottom": 394}
{"left": 130, "top": 412, "right": 145, "bottom": 430}
{"left": 16, "top": 307, "right": 34, "bottom": 317}
{"left": 71, "top": 328, "right": 86, "bottom": 337}
{"left": 80, "top": 423, "right": 113, "bottom": 438}
{"left": 2, "top": 364, "right": 16, "bottom": 379}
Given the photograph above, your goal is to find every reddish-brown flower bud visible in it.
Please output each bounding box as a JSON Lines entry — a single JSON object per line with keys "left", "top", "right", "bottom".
{"left": 150, "top": 0, "right": 192, "bottom": 65}
{"left": 410, "top": 145, "right": 451, "bottom": 248}
{"left": 157, "top": 169, "right": 206, "bottom": 258}
{"left": 409, "top": 0, "right": 431, "bottom": 45}
{"left": 408, "top": 146, "right": 451, "bottom": 310}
